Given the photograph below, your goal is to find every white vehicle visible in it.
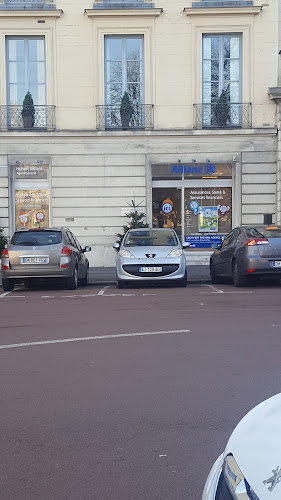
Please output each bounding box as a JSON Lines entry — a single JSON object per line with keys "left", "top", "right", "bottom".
{"left": 202, "top": 393, "right": 281, "bottom": 500}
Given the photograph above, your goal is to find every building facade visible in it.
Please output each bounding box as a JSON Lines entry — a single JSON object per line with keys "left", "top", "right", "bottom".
{"left": 0, "top": 0, "right": 279, "bottom": 266}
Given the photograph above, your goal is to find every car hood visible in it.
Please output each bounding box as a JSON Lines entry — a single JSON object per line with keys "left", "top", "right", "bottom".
{"left": 224, "top": 393, "right": 281, "bottom": 499}
{"left": 119, "top": 246, "right": 182, "bottom": 259}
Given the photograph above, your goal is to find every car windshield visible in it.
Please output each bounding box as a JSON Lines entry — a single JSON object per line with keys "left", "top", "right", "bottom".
{"left": 11, "top": 231, "right": 62, "bottom": 246}
{"left": 247, "top": 227, "right": 281, "bottom": 239}
{"left": 124, "top": 230, "right": 178, "bottom": 247}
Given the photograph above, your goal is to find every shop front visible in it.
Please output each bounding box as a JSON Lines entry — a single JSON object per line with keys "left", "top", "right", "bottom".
{"left": 152, "top": 162, "right": 233, "bottom": 248}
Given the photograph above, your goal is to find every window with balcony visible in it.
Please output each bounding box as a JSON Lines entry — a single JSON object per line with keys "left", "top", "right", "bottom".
{"left": 97, "top": 35, "right": 153, "bottom": 130}
{"left": 0, "top": 0, "right": 56, "bottom": 10}
{"left": 194, "top": 34, "right": 251, "bottom": 129}
{"left": 93, "top": 0, "right": 154, "bottom": 10}
{"left": 5, "top": 37, "right": 55, "bottom": 131}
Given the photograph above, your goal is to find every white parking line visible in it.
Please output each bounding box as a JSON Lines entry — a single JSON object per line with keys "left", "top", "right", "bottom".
{"left": 97, "top": 286, "right": 111, "bottom": 296}
{"left": 0, "top": 329, "right": 191, "bottom": 350}
{"left": 203, "top": 284, "right": 224, "bottom": 293}
{"left": 0, "top": 291, "right": 11, "bottom": 298}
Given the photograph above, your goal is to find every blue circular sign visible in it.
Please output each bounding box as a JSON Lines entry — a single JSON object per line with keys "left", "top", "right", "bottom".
{"left": 162, "top": 202, "right": 173, "bottom": 214}
{"left": 204, "top": 163, "right": 216, "bottom": 175}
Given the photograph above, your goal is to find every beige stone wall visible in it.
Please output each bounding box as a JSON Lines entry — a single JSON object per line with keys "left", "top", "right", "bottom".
{"left": 0, "top": 128, "right": 276, "bottom": 266}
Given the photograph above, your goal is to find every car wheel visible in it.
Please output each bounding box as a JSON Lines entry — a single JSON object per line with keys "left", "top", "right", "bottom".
{"left": 66, "top": 266, "right": 78, "bottom": 290}
{"left": 117, "top": 280, "right": 125, "bottom": 289}
{"left": 80, "top": 266, "right": 89, "bottom": 287}
{"left": 2, "top": 278, "right": 15, "bottom": 292}
{"left": 210, "top": 261, "right": 221, "bottom": 284}
{"left": 232, "top": 260, "right": 247, "bottom": 287}
{"left": 177, "top": 272, "right": 187, "bottom": 287}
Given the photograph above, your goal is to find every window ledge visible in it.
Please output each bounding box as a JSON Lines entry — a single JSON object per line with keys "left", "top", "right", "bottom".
{"left": 85, "top": 7, "right": 162, "bottom": 17}
{"left": 191, "top": 1, "right": 253, "bottom": 7}
{"left": 0, "top": 7, "right": 62, "bottom": 15}
{"left": 184, "top": 5, "right": 261, "bottom": 15}
{"left": 268, "top": 87, "right": 281, "bottom": 103}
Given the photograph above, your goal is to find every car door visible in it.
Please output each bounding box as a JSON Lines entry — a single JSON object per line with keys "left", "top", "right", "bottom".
{"left": 218, "top": 228, "right": 240, "bottom": 276}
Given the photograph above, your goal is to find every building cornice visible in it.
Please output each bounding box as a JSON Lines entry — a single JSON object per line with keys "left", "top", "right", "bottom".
{"left": 184, "top": 6, "right": 261, "bottom": 16}
{"left": 268, "top": 87, "right": 281, "bottom": 103}
{"left": 0, "top": 9, "right": 62, "bottom": 17}
{"left": 85, "top": 7, "right": 162, "bottom": 18}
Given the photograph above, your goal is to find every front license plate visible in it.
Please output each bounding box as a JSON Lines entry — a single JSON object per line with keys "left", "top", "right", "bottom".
{"left": 271, "top": 261, "right": 281, "bottom": 267}
{"left": 21, "top": 257, "right": 49, "bottom": 264}
{"left": 139, "top": 267, "right": 162, "bottom": 273}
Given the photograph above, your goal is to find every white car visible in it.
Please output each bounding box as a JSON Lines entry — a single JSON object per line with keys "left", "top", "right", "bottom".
{"left": 202, "top": 393, "right": 281, "bottom": 500}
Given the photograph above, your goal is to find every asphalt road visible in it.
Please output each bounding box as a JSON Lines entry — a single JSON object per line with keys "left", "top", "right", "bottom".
{"left": 1, "top": 281, "right": 281, "bottom": 500}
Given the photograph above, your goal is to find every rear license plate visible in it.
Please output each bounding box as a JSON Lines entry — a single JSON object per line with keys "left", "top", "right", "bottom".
{"left": 271, "top": 261, "right": 281, "bottom": 267}
{"left": 21, "top": 257, "right": 49, "bottom": 264}
{"left": 139, "top": 267, "right": 162, "bottom": 273}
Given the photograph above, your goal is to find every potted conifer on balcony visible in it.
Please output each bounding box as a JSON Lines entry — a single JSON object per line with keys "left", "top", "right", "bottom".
{"left": 214, "top": 89, "right": 230, "bottom": 127}
{"left": 21, "top": 91, "right": 35, "bottom": 129}
{"left": 120, "top": 92, "right": 134, "bottom": 129}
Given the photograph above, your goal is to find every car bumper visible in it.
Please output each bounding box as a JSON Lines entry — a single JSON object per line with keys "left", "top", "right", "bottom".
{"left": 116, "top": 256, "right": 186, "bottom": 282}
{"left": 202, "top": 454, "right": 223, "bottom": 500}
{"left": 1, "top": 267, "right": 74, "bottom": 280}
{"left": 241, "top": 257, "right": 281, "bottom": 276}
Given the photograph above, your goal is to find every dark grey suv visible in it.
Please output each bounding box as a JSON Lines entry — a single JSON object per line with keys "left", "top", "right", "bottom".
{"left": 1, "top": 227, "right": 91, "bottom": 291}
{"left": 210, "top": 225, "right": 281, "bottom": 287}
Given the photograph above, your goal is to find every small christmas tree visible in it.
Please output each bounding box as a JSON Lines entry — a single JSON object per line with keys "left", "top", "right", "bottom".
{"left": 21, "top": 91, "right": 35, "bottom": 129}
{"left": 116, "top": 199, "right": 149, "bottom": 246}
{"left": 214, "top": 89, "right": 229, "bottom": 127}
{"left": 0, "top": 228, "right": 7, "bottom": 257}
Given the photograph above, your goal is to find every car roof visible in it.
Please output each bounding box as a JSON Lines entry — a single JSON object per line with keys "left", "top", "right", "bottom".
{"left": 128, "top": 228, "right": 175, "bottom": 232}
{"left": 15, "top": 227, "right": 68, "bottom": 232}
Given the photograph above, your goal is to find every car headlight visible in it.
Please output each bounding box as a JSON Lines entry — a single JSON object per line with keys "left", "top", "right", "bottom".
{"left": 219, "top": 455, "right": 260, "bottom": 500}
{"left": 166, "top": 249, "right": 183, "bottom": 257}
{"left": 119, "top": 249, "right": 136, "bottom": 258}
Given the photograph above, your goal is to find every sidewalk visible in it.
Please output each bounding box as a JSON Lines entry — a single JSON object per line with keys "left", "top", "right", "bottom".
{"left": 0, "top": 265, "right": 211, "bottom": 287}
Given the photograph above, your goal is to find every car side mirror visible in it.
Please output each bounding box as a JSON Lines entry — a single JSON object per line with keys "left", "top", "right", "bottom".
{"left": 182, "top": 242, "right": 190, "bottom": 249}
{"left": 211, "top": 243, "right": 219, "bottom": 249}
{"left": 113, "top": 242, "right": 120, "bottom": 250}
{"left": 83, "top": 246, "right": 91, "bottom": 252}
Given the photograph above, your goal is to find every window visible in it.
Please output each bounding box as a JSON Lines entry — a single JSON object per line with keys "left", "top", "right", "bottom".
{"left": 6, "top": 37, "right": 46, "bottom": 127}
{"left": 104, "top": 36, "right": 144, "bottom": 128}
{"left": 202, "top": 34, "right": 241, "bottom": 127}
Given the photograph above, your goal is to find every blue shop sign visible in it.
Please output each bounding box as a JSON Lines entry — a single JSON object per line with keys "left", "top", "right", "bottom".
{"left": 185, "top": 234, "right": 226, "bottom": 248}
{"left": 172, "top": 163, "right": 216, "bottom": 175}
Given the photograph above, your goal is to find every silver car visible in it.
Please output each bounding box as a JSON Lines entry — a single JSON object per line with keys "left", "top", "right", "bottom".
{"left": 210, "top": 225, "right": 281, "bottom": 287}
{"left": 114, "top": 228, "right": 188, "bottom": 288}
{"left": 1, "top": 227, "right": 91, "bottom": 291}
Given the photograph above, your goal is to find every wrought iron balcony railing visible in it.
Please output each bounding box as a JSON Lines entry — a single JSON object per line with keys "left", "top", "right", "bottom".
{"left": 0, "top": 0, "right": 56, "bottom": 9}
{"left": 93, "top": 0, "right": 154, "bottom": 9}
{"left": 0, "top": 105, "right": 56, "bottom": 131}
{"left": 96, "top": 104, "right": 154, "bottom": 130}
{"left": 194, "top": 102, "right": 252, "bottom": 129}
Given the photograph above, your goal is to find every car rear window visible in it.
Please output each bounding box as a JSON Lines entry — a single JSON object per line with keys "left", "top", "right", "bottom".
{"left": 11, "top": 231, "right": 62, "bottom": 246}
{"left": 247, "top": 227, "right": 281, "bottom": 239}
{"left": 124, "top": 230, "right": 178, "bottom": 247}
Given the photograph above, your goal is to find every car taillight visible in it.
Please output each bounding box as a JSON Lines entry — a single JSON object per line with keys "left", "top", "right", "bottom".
{"left": 1, "top": 248, "right": 9, "bottom": 269}
{"left": 61, "top": 246, "right": 72, "bottom": 256}
{"left": 247, "top": 238, "right": 269, "bottom": 246}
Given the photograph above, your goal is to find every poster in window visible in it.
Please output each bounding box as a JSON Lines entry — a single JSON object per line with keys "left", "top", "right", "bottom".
{"left": 198, "top": 206, "right": 218, "bottom": 232}
{"left": 15, "top": 190, "right": 49, "bottom": 230}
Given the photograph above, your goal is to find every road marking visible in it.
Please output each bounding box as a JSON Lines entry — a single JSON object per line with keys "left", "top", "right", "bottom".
{"left": 142, "top": 293, "right": 156, "bottom": 296}
{"left": 103, "top": 293, "right": 136, "bottom": 297}
{"left": 8, "top": 295, "right": 26, "bottom": 298}
{"left": 97, "top": 286, "right": 111, "bottom": 296}
{"left": 203, "top": 284, "right": 224, "bottom": 293}
{"left": 0, "top": 329, "right": 191, "bottom": 350}
{"left": 41, "top": 296, "right": 54, "bottom": 299}
{"left": 0, "top": 291, "right": 11, "bottom": 298}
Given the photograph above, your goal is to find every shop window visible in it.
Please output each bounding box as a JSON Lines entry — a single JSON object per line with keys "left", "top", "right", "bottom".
{"left": 152, "top": 188, "right": 181, "bottom": 238}
{"left": 185, "top": 187, "right": 232, "bottom": 247}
